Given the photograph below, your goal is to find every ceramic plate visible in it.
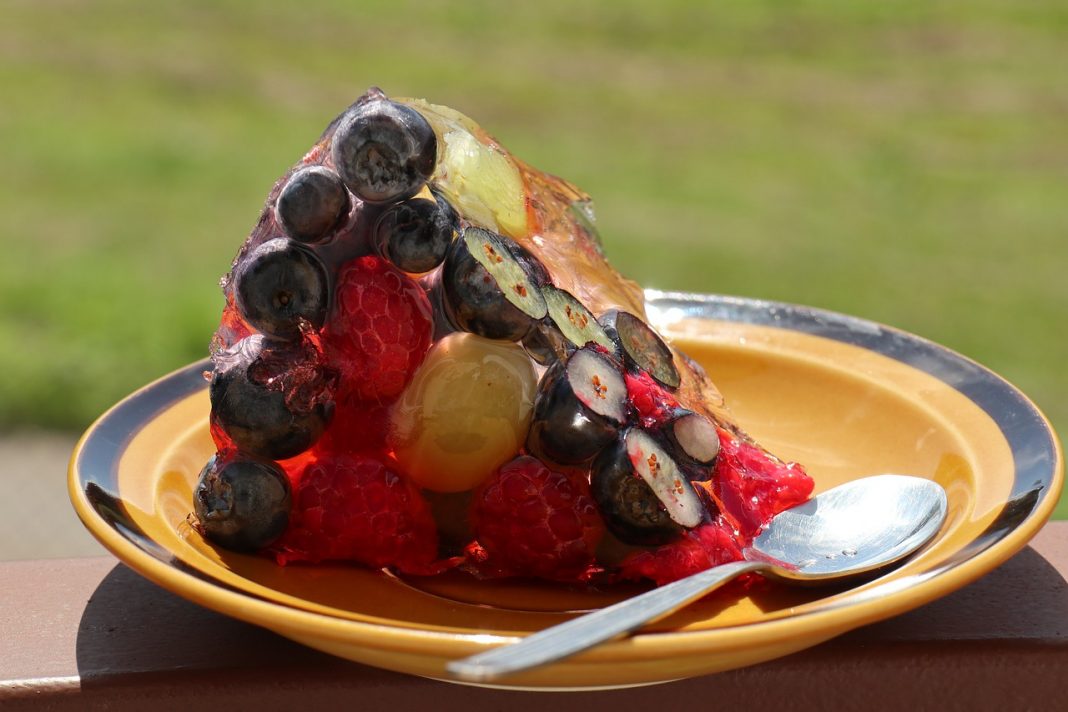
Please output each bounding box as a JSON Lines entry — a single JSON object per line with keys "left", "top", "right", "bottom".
{"left": 69, "top": 292, "right": 1063, "bottom": 689}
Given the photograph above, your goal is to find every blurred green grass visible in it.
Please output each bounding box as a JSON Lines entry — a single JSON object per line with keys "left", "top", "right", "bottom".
{"left": 2, "top": 1, "right": 1065, "bottom": 515}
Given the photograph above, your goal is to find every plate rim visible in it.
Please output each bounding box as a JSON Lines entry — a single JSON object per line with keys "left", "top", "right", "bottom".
{"left": 68, "top": 291, "right": 1065, "bottom": 671}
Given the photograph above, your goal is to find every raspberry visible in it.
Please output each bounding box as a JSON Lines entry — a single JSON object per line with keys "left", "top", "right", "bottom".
{"left": 316, "top": 398, "right": 392, "bottom": 458}
{"left": 469, "top": 455, "right": 605, "bottom": 581}
{"left": 618, "top": 521, "right": 743, "bottom": 586}
{"left": 324, "top": 255, "right": 432, "bottom": 403}
{"left": 625, "top": 369, "right": 680, "bottom": 428}
{"left": 709, "top": 434, "right": 814, "bottom": 539}
{"left": 272, "top": 452, "right": 446, "bottom": 575}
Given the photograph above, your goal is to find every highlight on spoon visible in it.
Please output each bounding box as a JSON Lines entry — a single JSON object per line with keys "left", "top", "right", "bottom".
{"left": 752, "top": 474, "right": 948, "bottom": 580}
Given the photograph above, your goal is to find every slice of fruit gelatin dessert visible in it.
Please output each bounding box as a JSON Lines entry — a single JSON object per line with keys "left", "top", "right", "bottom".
{"left": 194, "top": 87, "right": 814, "bottom": 586}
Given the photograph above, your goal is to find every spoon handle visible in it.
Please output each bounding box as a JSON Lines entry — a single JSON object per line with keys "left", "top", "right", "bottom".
{"left": 446, "top": 559, "right": 768, "bottom": 682}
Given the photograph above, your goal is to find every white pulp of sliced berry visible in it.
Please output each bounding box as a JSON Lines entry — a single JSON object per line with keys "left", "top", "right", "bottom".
{"left": 543, "top": 286, "right": 614, "bottom": 352}
{"left": 625, "top": 429, "right": 704, "bottom": 529}
{"left": 673, "top": 412, "right": 721, "bottom": 464}
{"left": 567, "top": 348, "right": 627, "bottom": 424}
{"left": 464, "top": 227, "right": 547, "bottom": 320}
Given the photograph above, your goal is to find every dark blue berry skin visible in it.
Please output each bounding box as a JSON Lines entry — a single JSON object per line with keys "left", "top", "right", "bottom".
{"left": 507, "top": 240, "right": 552, "bottom": 287}
{"left": 331, "top": 99, "right": 436, "bottom": 203}
{"left": 234, "top": 238, "right": 329, "bottom": 340}
{"left": 525, "top": 359, "right": 620, "bottom": 465}
{"left": 375, "top": 192, "right": 457, "bottom": 273}
{"left": 209, "top": 336, "right": 333, "bottom": 460}
{"left": 665, "top": 410, "right": 720, "bottom": 476}
{"left": 441, "top": 228, "right": 546, "bottom": 341}
{"left": 276, "top": 166, "right": 349, "bottom": 243}
{"left": 599, "top": 309, "right": 681, "bottom": 389}
{"left": 194, "top": 454, "right": 291, "bottom": 552}
{"left": 590, "top": 432, "right": 681, "bottom": 546}
{"left": 522, "top": 321, "right": 568, "bottom": 365}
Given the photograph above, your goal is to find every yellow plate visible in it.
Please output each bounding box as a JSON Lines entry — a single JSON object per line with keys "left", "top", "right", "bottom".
{"left": 69, "top": 291, "right": 1063, "bottom": 689}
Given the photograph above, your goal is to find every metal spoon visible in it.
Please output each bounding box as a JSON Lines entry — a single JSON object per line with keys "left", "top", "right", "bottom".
{"left": 447, "top": 474, "right": 947, "bottom": 682}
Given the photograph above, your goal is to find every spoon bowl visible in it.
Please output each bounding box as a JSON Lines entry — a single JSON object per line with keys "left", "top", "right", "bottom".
{"left": 447, "top": 474, "right": 948, "bottom": 682}
{"left": 753, "top": 474, "right": 948, "bottom": 581}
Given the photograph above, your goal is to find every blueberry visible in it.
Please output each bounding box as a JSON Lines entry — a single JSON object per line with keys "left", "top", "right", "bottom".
{"left": 507, "top": 240, "right": 552, "bottom": 287}
{"left": 522, "top": 287, "right": 616, "bottom": 366}
{"left": 521, "top": 321, "right": 569, "bottom": 365}
{"left": 276, "top": 166, "right": 349, "bottom": 243}
{"left": 526, "top": 346, "right": 627, "bottom": 465}
{"left": 542, "top": 286, "right": 615, "bottom": 353}
{"left": 233, "top": 238, "right": 329, "bottom": 340}
{"left": 194, "top": 454, "right": 291, "bottom": 552}
{"left": 209, "top": 335, "right": 333, "bottom": 460}
{"left": 331, "top": 99, "right": 436, "bottom": 203}
{"left": 668, "top": 411, "right": 720, "bottom": 470}
{"left": 375, "top": 192, "right": 457, "bottom": 273}
{"left": 591, "top": 428, "right": 706, "bottom": 546}
{"left": 600, "top": 309, "right": 680, "bottom": 389}
{"left": 441, "top": 227, "right": 547, "bottom": 341}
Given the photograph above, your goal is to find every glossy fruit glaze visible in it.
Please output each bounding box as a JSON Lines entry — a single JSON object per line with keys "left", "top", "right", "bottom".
{"left": 197, "top": 88, "right": 813, "bottom": 585}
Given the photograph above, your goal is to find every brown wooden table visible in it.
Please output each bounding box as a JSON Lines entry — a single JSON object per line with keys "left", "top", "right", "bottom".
{"left": 3, "top": 522, "right": 1067, "bottom": 711}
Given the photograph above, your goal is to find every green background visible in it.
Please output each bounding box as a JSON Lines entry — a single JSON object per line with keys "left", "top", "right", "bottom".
{"left": 2, "top": 1, "right": 1065, "bottom": 516}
